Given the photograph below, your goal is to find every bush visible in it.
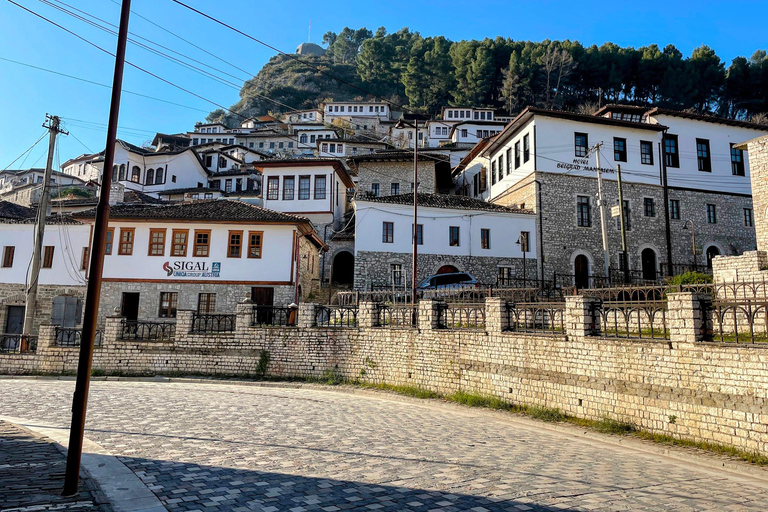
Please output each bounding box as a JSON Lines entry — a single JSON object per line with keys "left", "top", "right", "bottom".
{"left": 667, "top": 271, "right": 712, "bottom": 286}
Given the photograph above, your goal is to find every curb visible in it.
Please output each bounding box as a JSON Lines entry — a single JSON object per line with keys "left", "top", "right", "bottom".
{"left": 0, "top": 414, "right": 167, "bottom": 512}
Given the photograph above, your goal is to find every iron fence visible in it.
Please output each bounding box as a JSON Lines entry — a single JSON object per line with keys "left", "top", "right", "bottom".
{"left": 315, "top": 305, "right": 358, "bottom": 327}
{"left": 505, "top": 302, "right": 565, "bottom": 335}
{"left": 251, "top": 306, "right": 295, "bottom": 327}
{"left": 190, "top": 313, "right": 236, "bottom": 333}
{"left": 707, "top": 280, "right": 768, "bottom": 343}
{"left": 119, "top": 320, "right": 176, "bottom": 341}
{"left": 376, "top": 304, "right": 417, "bottom": 327}
{"left": 0, "top": 334, "right": 37, "bottom": 354}
{"left": 436, "top": 302, "right": 485, "bottom": 330}
{"left": 54, "top": 327, "right": 104, "bottom": 347}
{"left": 583, "top": 286, "right": 669, "bottom": 340}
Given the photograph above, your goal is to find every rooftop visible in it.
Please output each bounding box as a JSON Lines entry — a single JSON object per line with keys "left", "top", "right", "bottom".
{"left": 357, "top": 193, "right": 533, "bottom": 214}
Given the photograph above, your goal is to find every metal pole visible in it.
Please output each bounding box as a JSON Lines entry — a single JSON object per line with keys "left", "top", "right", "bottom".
{"left": 594, "top": 145, "right": 611, "bottom": 283}
{"left": 660, "top": 137, "right": 673, "bottom": 277}
{"left": 63, "top": 0, "right": 131, "bottom": 496}
{"left": 691, "top": 221, "right": 697, "bottom": 269}
{"left": 23, "top": 115, "right": 65, "bottom": 337}
{"left": 411, "top": 120, "right": 418, "bottom": 325}
{"left": 616, "top": 164, "right": 630, "bottom": 284}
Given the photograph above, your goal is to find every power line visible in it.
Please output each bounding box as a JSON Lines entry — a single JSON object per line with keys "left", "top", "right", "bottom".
{"left": 2, "top": 131, "right": 49, "bottom": 170}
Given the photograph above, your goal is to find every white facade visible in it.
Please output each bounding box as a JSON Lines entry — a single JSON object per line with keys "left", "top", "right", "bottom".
{"left": 283, "top": 110, "right": 323, "bottom": 124}
{"left": 296, "top": 129, "right": 336, "bottom": 152}
{"left": 354, "top": 200, "right": 537, "bottom": 259}
{"left": 441, "top": 107, "right": 496, "bottom": 122}
{"left": 324, "top": 102, "right": 389, "bottom": 119}
{"left": 450, "top": 122, "right": 506, "bottom": 145}
{"left": 426, "top": 120, "right": 452, "bottom": 147}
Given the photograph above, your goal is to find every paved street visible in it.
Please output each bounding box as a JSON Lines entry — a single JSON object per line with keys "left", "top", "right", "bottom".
{"left": 1, "top": 379, "right": 768, "bottom": 511}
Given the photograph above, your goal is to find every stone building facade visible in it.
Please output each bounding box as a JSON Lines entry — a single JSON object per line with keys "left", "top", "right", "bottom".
{"left": 347, "top": 153, "right": 439, "bottom": 198}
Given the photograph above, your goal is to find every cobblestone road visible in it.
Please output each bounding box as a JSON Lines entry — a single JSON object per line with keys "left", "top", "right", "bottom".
{"left": 1, "top": 379, "right": 768, "bottom": 512}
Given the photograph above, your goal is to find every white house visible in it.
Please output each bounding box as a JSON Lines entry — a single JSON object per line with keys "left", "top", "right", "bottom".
{"left": 449, "top": 121, "right": 506, "bottom": 146}
{"left": 440, "top": 107, "right": 496, "bottom": 123}
{"left": 324, "top": 101, "right": 390, "bottom": 120}
{"left": 353, "top": 193, "right": 537, "bottom": 289}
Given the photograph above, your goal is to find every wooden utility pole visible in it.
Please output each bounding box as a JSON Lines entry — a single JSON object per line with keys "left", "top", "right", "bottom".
{"left": 593, "top": 143, "right": 611, "bottom": 283}
{"left": 411, "top": 120, "right": 418, "bottom": 325}
{"left": 22, "top": 115, "right": 67, "bottom": 337}
{"left": 617, "top": 164, "right": 630, "bottom": 284}
{"left": 63, "top": 0, "right": 132, "bottom": 496}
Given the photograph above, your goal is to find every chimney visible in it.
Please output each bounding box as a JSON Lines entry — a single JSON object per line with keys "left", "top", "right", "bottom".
{"left": 108, "top": 182, "right": 125, "bottom": 206}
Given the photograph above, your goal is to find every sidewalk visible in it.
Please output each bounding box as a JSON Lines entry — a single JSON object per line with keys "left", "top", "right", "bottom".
{"left": 0, "top": 419, "right": 111, "bottom": 512}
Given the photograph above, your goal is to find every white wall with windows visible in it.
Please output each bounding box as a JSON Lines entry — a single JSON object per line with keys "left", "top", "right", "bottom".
{"left": 325, "top": 102, "right": 389, "bottom": 118}
{"left": 353, "top": 200, "right": 537, "bottom": 259}
{"left": 451, "top": 123, "right": 506, "bottom": 145}
{"left": 484, "top": 119, "right": 538, "bottom": 199}
{"left": 441, "top": 107, "right": 495, "bottom": 122}
{"left": 260, "top": 164, "right": 349, "bottom": 223}
{"left": 108, "top": 146, "right": 209, "bottom": 195}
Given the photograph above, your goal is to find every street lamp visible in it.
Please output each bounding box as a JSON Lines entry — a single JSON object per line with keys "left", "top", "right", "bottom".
{"left": 516, "top": 233, "right": 528, "bottom": 288}
{"left": 683, "top": 220, "right": 697, "bottom": 270}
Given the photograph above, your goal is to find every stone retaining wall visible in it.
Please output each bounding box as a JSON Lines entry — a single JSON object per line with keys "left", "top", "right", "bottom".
{"left": 2, "top": 297, "right": 768, "bottom": 456}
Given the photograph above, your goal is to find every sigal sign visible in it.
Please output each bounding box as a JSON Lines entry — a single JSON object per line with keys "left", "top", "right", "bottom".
{"left": 163, "top": 261, "right": 221, "bottom": 278}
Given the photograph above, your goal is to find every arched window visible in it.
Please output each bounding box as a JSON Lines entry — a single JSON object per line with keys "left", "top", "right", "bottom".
{"left": 118, "top": 164, "right": 126, "bottom": 181}
{"left": 131, "top": 166, "right": 141, "bottom": 183}
{"left": 154, "top": 167, "right": 164, "bottom": 184}
{"left": 299, "top": 134, "right": 308, "bottom": 143}
{"left": 112, "top": 165, "right": 118, "bottom": 182}
{"left": 145, "top": 168, "right": 155, "bottom": 185}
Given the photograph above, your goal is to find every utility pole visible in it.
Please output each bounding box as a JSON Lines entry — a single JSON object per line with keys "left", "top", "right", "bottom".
{"left": 660, "top": 137, "right": 673, "bottom": 277}
{"left": 411, "top": 119, "right": 418, "bottom": 326}
{"left": 63, "top": 0, "right": 132, "bottom": 496}
{"left": 22, "top": 114, "right": 67, "bottom": 338}
{"left": 593, "top": 143, "right": 611, "bottom": 284}
{"left": 616, "top": 164, "right": 630, "bottom": 284}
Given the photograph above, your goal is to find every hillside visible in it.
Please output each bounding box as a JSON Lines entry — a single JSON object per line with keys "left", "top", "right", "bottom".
{"left": 205, "top": 28, "right": 768, "bottom": 127}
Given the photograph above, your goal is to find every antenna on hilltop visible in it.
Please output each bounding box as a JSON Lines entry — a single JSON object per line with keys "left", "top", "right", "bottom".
{"left": 308, "top": 18, "right": 311, "bottom": 43}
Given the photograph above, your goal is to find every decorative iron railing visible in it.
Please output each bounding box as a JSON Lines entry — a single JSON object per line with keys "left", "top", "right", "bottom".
{"left": 0, "top": 334, "right": 37, "bottom": 354}
{"left": 190, "top": 313, "right": 236, "bottom": 333}
{"left": 706, "top": 280, "right": 768, "bottom": 343}
{"left": 251, "top": 306, "right": 295, "bottom": 327}
{"left": 376, "top": 304, "right": 417, "bottom": 327}
{"left": 119, "top": 320, "right": 176, "bottom": 341}
{"left": 436, "top": 302, "right": 485, "bottom": 330}
{"left": 505, "top": 302, "right": 565, "bottom": 334}
{"left": 54, "top": 327, "right": 104, "bottom": 347}
{"left": 315, "top": 305, "right": 358, "bottom": 327}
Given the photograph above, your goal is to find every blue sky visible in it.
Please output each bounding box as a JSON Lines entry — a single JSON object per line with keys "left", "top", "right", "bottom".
{"left": 1, "top": 0, "right": 766, "bottom": 168}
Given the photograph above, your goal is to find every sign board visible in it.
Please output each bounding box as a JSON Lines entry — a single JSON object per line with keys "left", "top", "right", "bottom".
{"left": 163, "top": 260, "right": 221, "bottom": 278}
{"left": 610, "top": 205, "right": 621, "bottom": 218}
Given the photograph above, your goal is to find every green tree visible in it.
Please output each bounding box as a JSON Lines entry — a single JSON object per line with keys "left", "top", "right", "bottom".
{"left": 402, "top": 36, "right": 455, "bottom": 113}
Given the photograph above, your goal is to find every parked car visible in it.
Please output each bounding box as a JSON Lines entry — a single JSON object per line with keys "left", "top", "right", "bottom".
{"left": 417, "top": 272, "right": 479, "bottom": 290}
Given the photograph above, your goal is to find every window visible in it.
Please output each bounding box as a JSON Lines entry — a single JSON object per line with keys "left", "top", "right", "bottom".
{"left": 506, "top": 148, "right": 512, "bottom": 175}
{"left": 194, "top": 230, "right": 211, "bottom": 257}
{"left": 518, "top": 231, "right": 530, "bottom": 252}
{"left": 614, "top": 138, "right": 627, "bottom": 162}
{"left": 118, "top": 164, "right": 126, "bottom": 181}
{"left": 146, "top": 168, "right": 155, "bottom": 185}
{"left": 576, "top": 196, "right": 592, "bottom": 227}
{"left": 105, "top": 228, "right": 114, "bottom": 255}
{"left": 282, "top": 176, "right": 295, "bottom": 200}
{"left": 491, "top": 161, "right": 497, "bottom": 185}
{"left": 118, "top": 228, "right": 134, "bottom": 255}
{"left": 278, "top": 142, "right": 284, "bottom": 149}
{"left": 171, "top": 229, "right": 188, "bottom": 257}
{"left": 619, "top": 200, "right": 631, "bottom": 230}
{"left": 575, "top": 133, "right": 589, "bottom": 157}
{"left": 481, "top": 228, "right": 491, "bottom": 249}
{"left": 2, "top": 246, "right": 14, "bottom": 267}
{"left": 523, "top": 134, "right": 530, "bottom": 162}
{"left": 148, "top": 229, "right": 166, "bottom": 256}
{"left": 314, "top": 175, "right": 326, "bottom": 199}
{"left": 461, "top": 129, "right": 467, "bottom": 138}
{"left": 43, "top": 246, "right": 54, "bottom": 268}
{"left": 745, "top": 208, "right": 754, "bottom": 227}
{"left": 642, "top": 198, "right": 655, "bottom": 218}
{"left": 298, "top": 176, "right": 311, "bottom": 200}
{"left": 236, "top": 178, "right": 242, "bottom": 192}
{"left": 669, "top": 199, "right": 680, "bottom": 220}
{"left": 412, "top": 223, "right": 423, "bottom": 245}
{"left": 198, "top": 293, "right": 216, "bottom": 314}
{"left": 158, "top": 292, "right": 178, "bottom": 318}
{"left": 267, "top": 176, "right": 279, "bottom": 200}
{"left": 391, "top": 182, "right": 400, "bottom": 195}
{"left": 225, "top": 179, "right": 233, "bottom": 193}
{"left": 640, "top": 141, "right": 654, "bottom": 165}
{"left": 514, "top": 141, "right": 521, "bottom": 168}
{"left": 382, "top": 222, "right": 394, "bottom": 243}
{"left": 696, "top": 138, "right": 711, "bottom": 172}
{"left": 476, "top": 130, "right": 483, "bottom": 139}
{"left": 449, "top": 226, "right": 460, "bottom": 246}
{"left": 81, "top": 247, "right": 89, "bottom": 271}
{"left": 228, "top": 230, "right": 243, "bottom": 258}
{"left": 663, "top": 134, "right": 679, "bottom": 168}
{"left": 498, "top": 154, "right": 504, "bottom": 177}
{"left": 707, "top": 204, "right": 717, "bottom": 224}
{"left": 270, "top": 142, "right": 275, "bottom": 149}
{"left": 391, "top": 264, "right": 403, "bottom": 286}
{"left": 371, "top": 183, "right": 380, "bottom": 197}
{"left": 247, "top": 231, "right": 263, "bottom": 258}
{"left": 731, "top": 144, "right": 746, "bottom": 176}
{"left": 204, "top": 193, "right": 213, "bottom": 199}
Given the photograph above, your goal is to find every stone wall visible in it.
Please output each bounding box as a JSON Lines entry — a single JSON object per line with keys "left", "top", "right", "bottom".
{"left": 355, "top": 160, "right": 436, "bottom": 197}
{"left": 746, "top": 136, "right": 768, "bottom": 252}
{"left": 4, "top": 295, "right": 768, "bottom": 456}
{"left": 0, "top": 284, "right": 85, "bottom": 334}
{"left": 353, "top": 250, "right": 537, "bottom": 289}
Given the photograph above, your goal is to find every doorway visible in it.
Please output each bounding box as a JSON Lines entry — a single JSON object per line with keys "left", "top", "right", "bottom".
{"left": 331, "top": 251, "right": 354, "bottom": 286}
{"left": 574, "top": 255, "right": 589, "bottom": 289}
{"left": 51, "top": 296, "right": 82, "bottom": 327}
{"left": 641, "top": 248, "right": 657, "bottom": 282}
{"left": 251, "top": 287, "right": 275, "bottom": 324}
{"left": 121, "top": 293, "right": 140, "bottom": 321}
{"left": 706, "top": 246, "right": 721, "bottom": 269}
{"left": 5, "top": 306, "right": 24, "bottom": 334}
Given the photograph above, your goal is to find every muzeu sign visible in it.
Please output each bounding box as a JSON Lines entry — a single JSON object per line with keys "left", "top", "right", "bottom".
{"left": 163, "top": 261, "right": 221, "bottom": 278}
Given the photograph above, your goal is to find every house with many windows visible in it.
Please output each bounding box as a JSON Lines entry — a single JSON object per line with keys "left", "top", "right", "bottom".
{"left": 474, "top": 105, "right": 768, "bottom": 286}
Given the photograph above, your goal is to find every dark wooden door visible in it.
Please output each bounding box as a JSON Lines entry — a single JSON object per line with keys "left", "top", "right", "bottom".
{"left": 574, "top": 255, "right": 589, "bottom": 289}
{"left": 251, "top": 287, "right": 275, "bottom": 325}
{"left": 641, "top": 249, "right": 657, "bottom": 281}
{"left": 5, "top": 306, "right": 24, "bottom": 334}
{"left": 121, "top": 293, "right": 140, "bottom": 321}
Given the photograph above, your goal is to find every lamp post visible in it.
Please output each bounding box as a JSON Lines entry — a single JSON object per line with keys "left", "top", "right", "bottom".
{"left": 683, "top": 220, "right": 697, "bottom": 270}
{"left": 516, "top": 233, "right": 528, "bottom": 288}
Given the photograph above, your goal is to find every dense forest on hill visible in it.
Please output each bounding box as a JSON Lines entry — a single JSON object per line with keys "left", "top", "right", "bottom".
{"left": 205, "top": 27, "right": 768, "bottom": 127}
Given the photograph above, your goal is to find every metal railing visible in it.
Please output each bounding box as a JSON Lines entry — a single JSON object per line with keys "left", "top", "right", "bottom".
{"left": 315, "top": 305, "right": 358, "bottom": 327}
{"left": 190, "top": 313, "right": 236, "bottom": 333}
{"left": 0, "top": 334, "right": 37, "bottom": 354}
{"left": 436, "top": 302, "right": 485, "bottom": 329}
{"left": 376, "top": 304, "right": 417, "bottom": 327}
{"left": 119, "top": 320, "right": 176, "bottom": 341}
{"left": 505, "top": 302, "right": 565, "bottom": 335}
{"left": 583, "top": 286, "right": 669, "bottom": 340}
{"left": 707, "top": 280, "right": 768, "bottom": 343}
{"left": 251, "top": 306, "right": 295, "bottom": 327}
{"left": 54, "top": 327, "right": 104, "bottom": 347}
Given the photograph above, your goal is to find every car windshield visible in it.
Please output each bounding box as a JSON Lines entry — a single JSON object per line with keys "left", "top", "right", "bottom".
{"left": 434, "top": 274, "right": 472, "bottom": 286}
